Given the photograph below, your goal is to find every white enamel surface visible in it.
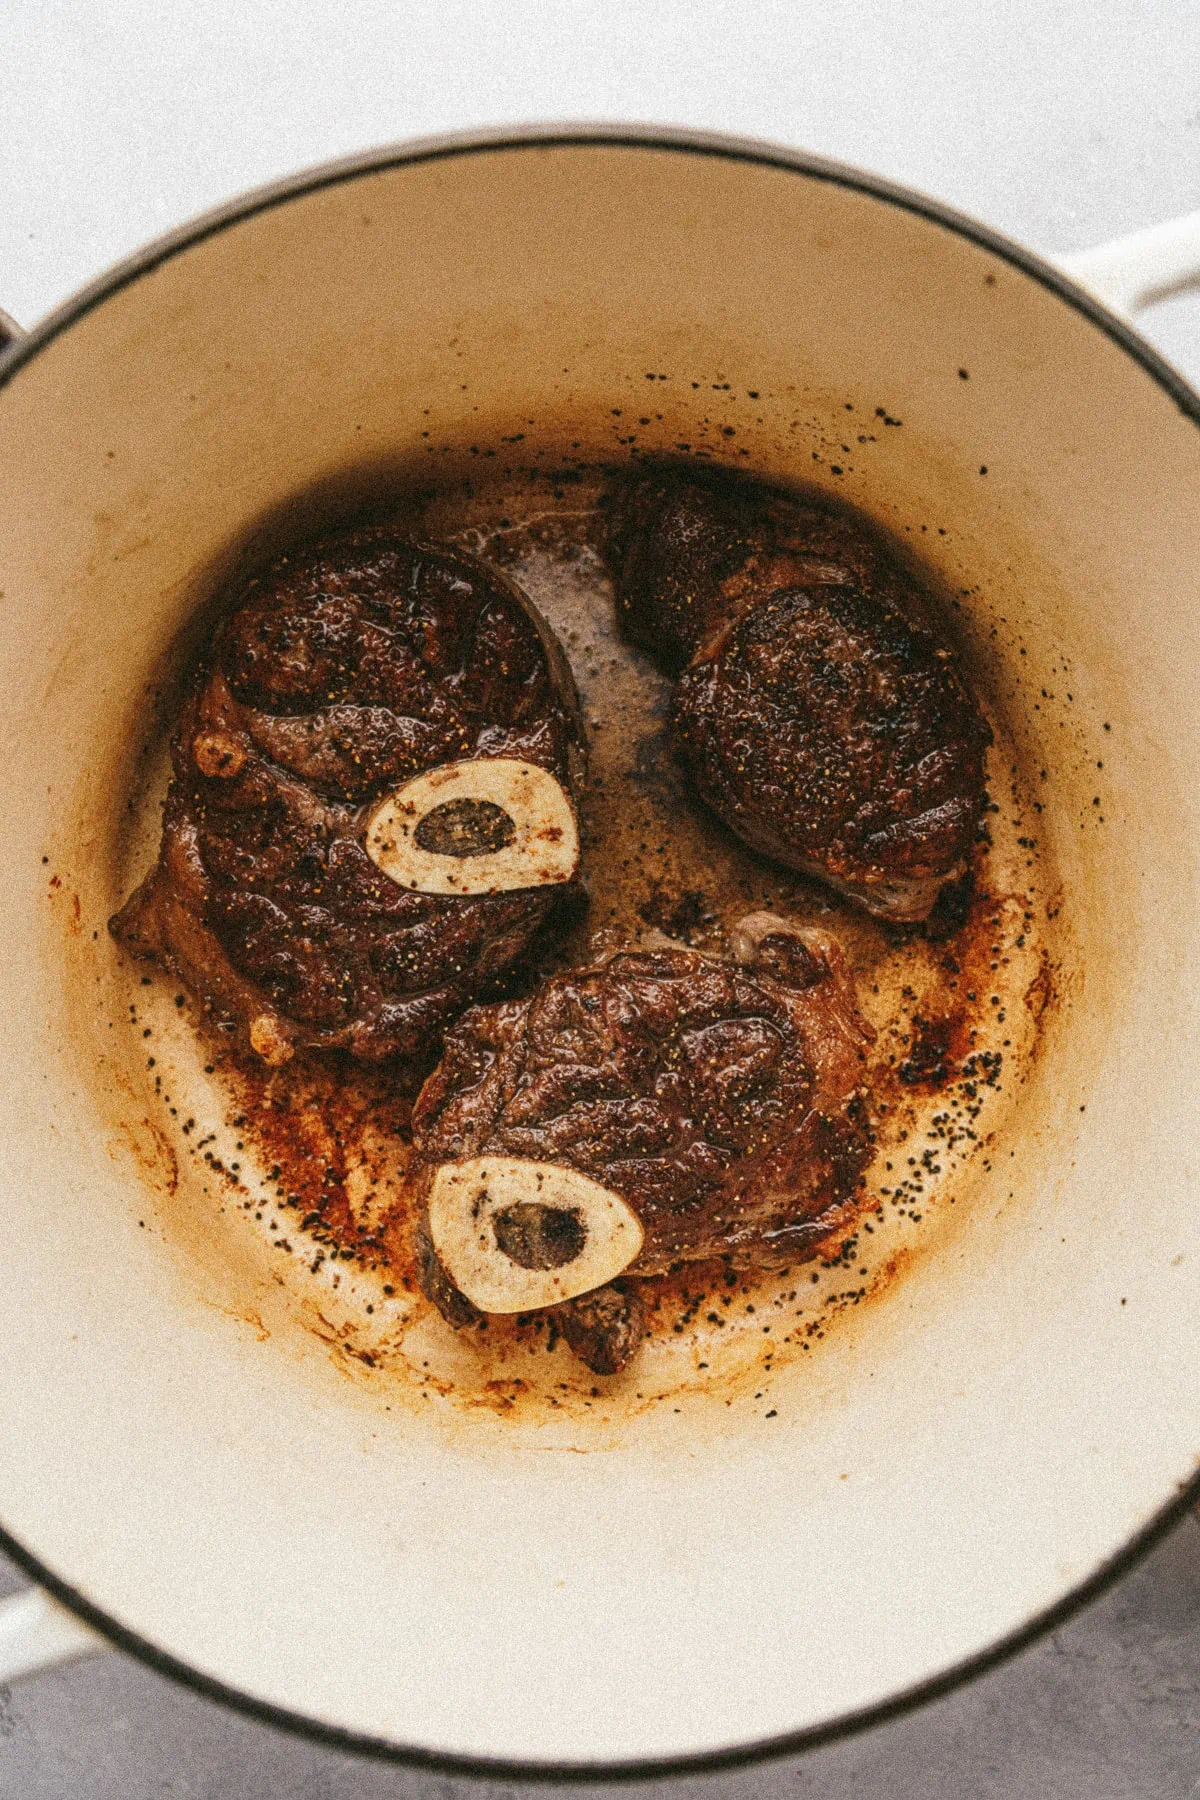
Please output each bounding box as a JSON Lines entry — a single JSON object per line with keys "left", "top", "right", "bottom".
{"left": 0, "top": 140, "right": 1198, "bottom": 1765}
{"left": 428, "top": 1157, "right": 643, "bottom": 1312}
{"left": 365, "top": 758, "right": 578, "bottom": 895}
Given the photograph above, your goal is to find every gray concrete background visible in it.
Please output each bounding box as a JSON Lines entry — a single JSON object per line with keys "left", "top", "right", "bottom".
{"left": 2, "top": 1, "right": 1199, "bottom": 1793}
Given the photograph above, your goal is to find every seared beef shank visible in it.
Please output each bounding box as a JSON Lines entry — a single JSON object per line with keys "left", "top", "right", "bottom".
{"left": 111, "top": 528, "right": 585, "bottom": 1074}
{"left": 608, "top": 469, "right": 992, "bottom": 922}
{"left": 409, "top": 914, "right": 874, "bottom": 1372}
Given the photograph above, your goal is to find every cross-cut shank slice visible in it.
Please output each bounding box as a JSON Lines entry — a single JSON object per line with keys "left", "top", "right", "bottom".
{"left": 408, "top": 915, "right": 875, "bottom": 1373}
{"left": 607, "top": 467, "right": 992, "bottom": 922}
{"left": 110, "top": 527, "right": 585, "bottom": 1074}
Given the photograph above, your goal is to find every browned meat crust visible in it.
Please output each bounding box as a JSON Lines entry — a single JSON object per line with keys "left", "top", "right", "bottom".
{"left": 556, "top": 1284, "right": 648, "bottom": 1377}
{"left": 110, "top": 528, "right": 585, "bottom": 1076}
{"left": 409, "top": 919, "right": 874, "bottom": 1371}
{"left": 608, "top": 468, "right": 992, "bottom": 922}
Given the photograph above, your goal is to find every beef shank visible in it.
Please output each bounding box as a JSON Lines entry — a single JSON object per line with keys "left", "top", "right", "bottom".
{"left": 608, "top": 468, "right": 992, "bottom": 922}
{"left": 408, "top": 914, "right": 874, "bottom": 1372}
{"left": 111, "top": 527, "right": 585, "bottom": 1074}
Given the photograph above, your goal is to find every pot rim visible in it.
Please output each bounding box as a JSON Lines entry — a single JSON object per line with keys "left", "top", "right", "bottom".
{"left": 1, "top": 121, "right": 1197, "bottom": 1782}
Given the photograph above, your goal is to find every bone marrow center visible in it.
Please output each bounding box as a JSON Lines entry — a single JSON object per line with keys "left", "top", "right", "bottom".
{"left": 427, "top": 1157, "right": 643, "bottom": 1312}
{"left": 492, "top": 1201, "right": 587, "bottom": 1269}
{"left": 413, "top": 797, "right": 517, "bottom": 858}
{"left": 365, "top": 758, "right": 579, "bottom": 896}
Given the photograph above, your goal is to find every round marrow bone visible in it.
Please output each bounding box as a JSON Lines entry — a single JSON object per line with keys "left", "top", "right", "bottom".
{"left": 427, "top": 1157, "right": 644, "bottom": 1313}
{"left": 364, "top": 758, "right": 579, "bottom": 896}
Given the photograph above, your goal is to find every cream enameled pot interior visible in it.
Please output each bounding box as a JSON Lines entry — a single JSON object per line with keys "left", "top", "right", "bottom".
{"left": 0, "top": 139, "right": 1198, "bottom": 1767}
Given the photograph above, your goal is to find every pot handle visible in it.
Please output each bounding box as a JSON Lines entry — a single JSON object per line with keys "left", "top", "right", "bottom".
{"left": 1056, "top": 210, "right": 1200, "bottom": 318}
{"left": 0, "top": 306, "right": 25, "bottom": 354}
{"left": 0, "top": 1586, "right": 108, "bottom": 1683}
